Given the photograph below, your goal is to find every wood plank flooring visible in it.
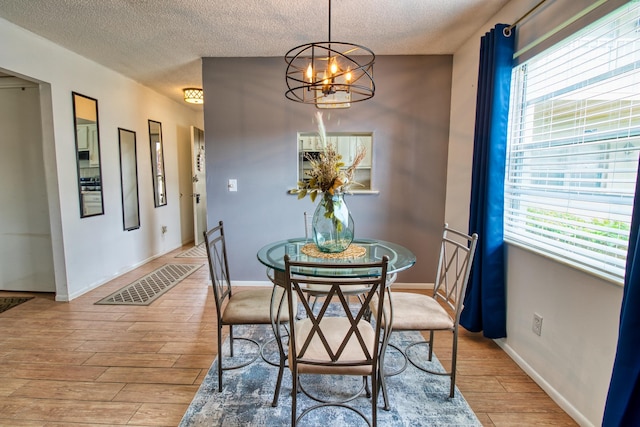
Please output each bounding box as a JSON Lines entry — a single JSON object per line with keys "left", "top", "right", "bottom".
{"left": 0, "top": 244, "right": 577, "bottom": 426}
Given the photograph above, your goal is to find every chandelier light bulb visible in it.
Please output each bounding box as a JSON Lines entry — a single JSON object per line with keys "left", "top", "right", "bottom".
{"left": 306, "top": 64, "right": 314, "bottom": 82}
{"left": 330, "top": 59, "right": 338, "bottom": 75}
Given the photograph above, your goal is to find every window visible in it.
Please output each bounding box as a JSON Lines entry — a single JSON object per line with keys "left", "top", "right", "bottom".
{"left": 296, "top": 132, "right": 374, "bottom": 192}
{"left": 504, "top": 2, "right": 640, "bottom": 283}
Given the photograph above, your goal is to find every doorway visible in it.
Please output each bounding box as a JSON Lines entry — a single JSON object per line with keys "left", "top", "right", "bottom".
{"left": 0, "top": 72, "right": 57, "bottom": 292}
{"left": 191, "top": 126, "right": 207, "bottom": 245}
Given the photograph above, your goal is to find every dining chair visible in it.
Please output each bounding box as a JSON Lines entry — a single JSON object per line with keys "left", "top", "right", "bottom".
{"left": 371, "top": 224, "right": 478, "bottom": 401}
{"left": 204, "top": 220, "right": 294, "bottom": 393}
{"left": 283, "top": 254, "right": 390, "bottom": 427}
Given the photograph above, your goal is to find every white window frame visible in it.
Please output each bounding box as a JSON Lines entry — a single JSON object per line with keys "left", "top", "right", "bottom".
{"left": 504, "top": 2, "right": 640, "bottom": 285}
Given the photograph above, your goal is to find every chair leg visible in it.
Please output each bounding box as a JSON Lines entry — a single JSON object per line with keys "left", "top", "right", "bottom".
{"left": 271, "top": 357, "right": 285, "bottom": 407}
{"left": 217, "top": 324, "right": 223, "bottom": 392}
{"left": 449, "top": 329, "right": 458, "bottom": 398}
{"left": 378, "top": 328, "right": 391, "bottom": 410}
{"left": 229, "top": 324, "right": 234, "bottom": 357}
{"left": 371, "top": 372, "right": 378, "bottom": 427}
{"left": 363, "top": 375, "right": 371, "bottom": 398}
{"left": 427, "top": 330, "right": 435, "bottom": 361}
{"left": 291, "top": 371, "right": 298, "bottom": 426}
{"left": 271, "top": 324, "right": 286, "bottom": 407}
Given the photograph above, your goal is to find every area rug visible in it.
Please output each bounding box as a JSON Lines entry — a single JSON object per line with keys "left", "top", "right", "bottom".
{"left": 176, "top": 244, "right": 207, "bottom": 258}
{"left": 180, "top": 324, "right": 481, "bottom": 426}
{"left": 95, "top": 264, "right": 202, "bottom": 306}
{"left": 0, "top": 297, "right": 34, "bottom": 314}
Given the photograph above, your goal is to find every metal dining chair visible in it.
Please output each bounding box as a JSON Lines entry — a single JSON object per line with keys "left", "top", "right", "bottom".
{"left": 371, "top": 224, "right": 478, "bottom": 404}
{"left": 204, "top": 220, "right": 294, "bottom": 393}
{"left": 283, "top": 254, "right": 390, "bottom": 427}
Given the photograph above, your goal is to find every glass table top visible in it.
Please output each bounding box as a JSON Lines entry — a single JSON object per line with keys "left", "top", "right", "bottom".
{"left": 257, "top": 237, "right": 416, "bottom": 278}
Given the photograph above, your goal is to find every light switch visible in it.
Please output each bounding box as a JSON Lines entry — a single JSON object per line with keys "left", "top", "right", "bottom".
{"left": 228, "top": 179, "right": 238, "bottom": 192}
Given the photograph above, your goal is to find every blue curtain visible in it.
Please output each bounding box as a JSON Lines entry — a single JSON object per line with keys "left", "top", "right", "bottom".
{"left": 460, "top": 24, "right": 514, "bottom": 339}
{"left": 602, "top": 157, "right": 640, "bottom": 426}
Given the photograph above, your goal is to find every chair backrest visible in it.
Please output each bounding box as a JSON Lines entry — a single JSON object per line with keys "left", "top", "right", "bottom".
{"left": 284, "top": 255, "right": 389, "bottom": 368}
{"left": 433, "top": 224, "right": 478, "bottom": 323}
{"left": 203, "top": 220, "right": 232, "bottom": 320}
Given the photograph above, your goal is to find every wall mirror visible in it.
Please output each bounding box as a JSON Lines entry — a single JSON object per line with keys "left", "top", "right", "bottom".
{"left": 118, "top": 128, "right": 140, "bottom": 231}
{"left": 72, "top": 92, "right": 104, "bottom": 217}
{"left": 148, "top": 120, "right": 167, "bottom": 207}
{"left": 297, "top": 132, "right": 374, "bottom": 192}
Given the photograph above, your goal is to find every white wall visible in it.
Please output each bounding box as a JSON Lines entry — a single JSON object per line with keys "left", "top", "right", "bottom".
{"left": 0, "top": 17, "right": 202, "bottom": 300}
{"left": 446, "top": 1, "right": 624, "bottom": 425}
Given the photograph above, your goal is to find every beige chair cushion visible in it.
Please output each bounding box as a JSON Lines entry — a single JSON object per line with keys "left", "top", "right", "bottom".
{"left": 290, "top": 317, "right": 375, "bottom": 375}
{"left": 372, "top": 292, "right": 454, "bottom": 331}
{"left": 222, "top": 287, "right": 295, "bottom": 324}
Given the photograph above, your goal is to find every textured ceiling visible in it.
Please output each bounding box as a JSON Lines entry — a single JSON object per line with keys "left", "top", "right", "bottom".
{"left": 0, "top": 0, "right": 511, "bottom": 108}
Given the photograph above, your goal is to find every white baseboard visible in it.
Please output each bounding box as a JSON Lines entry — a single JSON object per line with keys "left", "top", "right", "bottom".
{"left": 61, "top": 244, "right": 185, "bottom": 301}
{"left": 495, "top": 340, "right": 593, "bottom": 427}
{"left": 231, "top": 281, "right": 273, "bottom": 287}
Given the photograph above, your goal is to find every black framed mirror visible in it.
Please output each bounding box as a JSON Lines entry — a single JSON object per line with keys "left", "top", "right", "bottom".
{"left": 72, "top": 92, "right": 104, "bottom": 217}
{"left": 118, "top": 128, "right": 140, "bottom": 231}
{"left": 148, "top": 120, "right": 167, "bottom": 207}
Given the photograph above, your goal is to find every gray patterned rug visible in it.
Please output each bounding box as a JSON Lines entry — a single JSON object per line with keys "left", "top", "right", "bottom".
{"left": 95, "top": 264, "right": 202, "bottom": 306}
{"left": 180, "top": 324, "right": 480, "bottom": 426}
{"left": 176, "top": 244, "right": 207, "bottom": 258}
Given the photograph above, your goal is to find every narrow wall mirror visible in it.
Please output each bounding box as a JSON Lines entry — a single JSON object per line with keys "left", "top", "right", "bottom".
{"left": 72, "top": 92, "right": 104, "bottom": 217}
{"left": 118, "top": 128, "right": 140, "bottom": 231}
{"left": 148, "top": 120, "right": 167, "bottom": 207}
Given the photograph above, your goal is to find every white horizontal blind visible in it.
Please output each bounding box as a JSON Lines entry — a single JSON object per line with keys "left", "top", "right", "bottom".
{"left": 504, "top": 1, "right": 640, "bottom": 283}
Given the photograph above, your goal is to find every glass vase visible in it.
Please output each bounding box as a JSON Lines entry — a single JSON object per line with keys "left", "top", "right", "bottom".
{"left": 312, "top": 191, "right": 354, "bottom": 253}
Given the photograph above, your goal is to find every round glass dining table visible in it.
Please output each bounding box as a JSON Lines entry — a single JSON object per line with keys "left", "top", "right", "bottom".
{"left": 257, "top": 237, "right": 416, "bottom": 279}
{"left": 256, "top": 237, "right": 416, "bottom": 405}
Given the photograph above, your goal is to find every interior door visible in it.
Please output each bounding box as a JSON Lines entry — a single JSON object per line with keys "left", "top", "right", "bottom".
{"left": 191, "top": 126, "right": 207, "bottom": 245}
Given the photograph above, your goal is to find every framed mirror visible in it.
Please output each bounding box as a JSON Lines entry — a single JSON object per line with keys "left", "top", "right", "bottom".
{"left": 72, "top": 92, "right": 104, "bottom": 217}
{"left": 118, "top": 128, "right": 140, "bottom": 231}
{"left": 148, "top": 120, "right": 167, "bottom": 207}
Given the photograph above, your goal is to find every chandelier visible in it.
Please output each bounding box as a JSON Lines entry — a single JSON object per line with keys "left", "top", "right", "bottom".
{"left": 284, "top": 0, "right": 375, "bottom": 108}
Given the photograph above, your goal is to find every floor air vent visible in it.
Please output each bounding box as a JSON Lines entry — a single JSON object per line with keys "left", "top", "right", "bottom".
{"left": 176, "top": 244, "right": 207, "bottom": 258}
{"left": 95, "top": 264, "right": 202, "bottom": 306}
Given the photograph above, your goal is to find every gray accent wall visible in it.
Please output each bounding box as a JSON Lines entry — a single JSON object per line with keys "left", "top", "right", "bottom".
{"left": 203, "top": 55, "right": 453, "bottom": 283}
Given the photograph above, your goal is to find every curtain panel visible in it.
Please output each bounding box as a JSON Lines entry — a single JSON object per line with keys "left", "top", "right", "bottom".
{"left": 460, "top": 24, "right": 514, "bottom": 339}
{"left": 603, "top": 157, "right": 640, "bottom": 426}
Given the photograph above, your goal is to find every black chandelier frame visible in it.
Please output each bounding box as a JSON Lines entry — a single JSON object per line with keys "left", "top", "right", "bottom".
{"left": 284, "top": 0, "right": 375, "bottom": 107}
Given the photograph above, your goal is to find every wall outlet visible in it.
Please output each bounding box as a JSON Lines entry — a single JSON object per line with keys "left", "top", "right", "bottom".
{"left": 161, "top": 225, "right": 167, "bottom": 234}
{"left": 532, "top": 313, "right": 543, "bottom": 336}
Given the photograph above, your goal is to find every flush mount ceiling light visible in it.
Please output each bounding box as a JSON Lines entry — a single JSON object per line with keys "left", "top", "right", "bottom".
{"left": 285, "top": 0, "right": 375, "bottom": 109}
{"left": 183, "top": 88, "right": 204, "bottom": 104}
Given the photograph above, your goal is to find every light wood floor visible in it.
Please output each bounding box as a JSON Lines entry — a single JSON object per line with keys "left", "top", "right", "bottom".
{"left": 0, "top": 244, "right": 577, "bottom": 426}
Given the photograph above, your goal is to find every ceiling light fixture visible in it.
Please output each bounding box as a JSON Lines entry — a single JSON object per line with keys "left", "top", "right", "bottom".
{"left": 183, "top": 88, "right": 204, "bottom": 104}
{"left": 284, "top": 0, "right": 375, "bottom": 109}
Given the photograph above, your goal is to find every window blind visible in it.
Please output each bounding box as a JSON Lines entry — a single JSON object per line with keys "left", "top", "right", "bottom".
{"left": 504, "top": 1, "right": 640, "bottom": 283}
